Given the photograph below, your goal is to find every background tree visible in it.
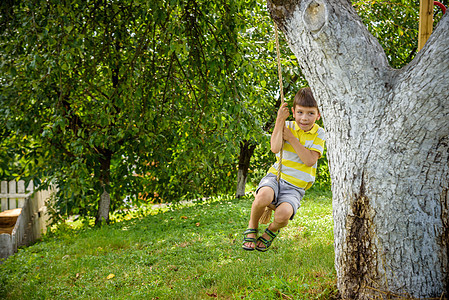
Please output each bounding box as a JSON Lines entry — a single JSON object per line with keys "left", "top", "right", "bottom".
{"left": 267, "top": 0, "right": 448, "bottom": 298}
{"left": 1, "top": 0, "right": 318, "bottom": 220}
{"left": 0, "top": 0, "right": 257, "bottom": 224}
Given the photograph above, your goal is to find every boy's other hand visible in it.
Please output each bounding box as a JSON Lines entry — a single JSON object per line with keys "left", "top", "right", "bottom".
{"left": 283, "top": 126, "right": 295, "bottom": 143}
{"left": 277, "top": 103, "right": 290, "bottom": 122}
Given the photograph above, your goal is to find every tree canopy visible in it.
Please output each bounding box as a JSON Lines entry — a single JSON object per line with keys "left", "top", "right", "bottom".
{"left": 0, "top": 0, "right": 294, "bottom": 222}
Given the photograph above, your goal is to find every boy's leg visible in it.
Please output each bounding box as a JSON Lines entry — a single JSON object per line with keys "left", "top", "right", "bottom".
{"left": 248, "top": 186, "right": 275, "bottom": 228}
{"left": 271, "top": 202, "right": 293, "bottom": 231}
{"left": 256, "top": 202, "right": 293, "bottom": 249}
{"left": 243, "top": 187, "right": 275, "bottom": 249}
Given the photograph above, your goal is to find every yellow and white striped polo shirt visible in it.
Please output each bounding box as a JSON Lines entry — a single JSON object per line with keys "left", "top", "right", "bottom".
{"left": 268, "top": 121, "right": 325, "bottom": 190}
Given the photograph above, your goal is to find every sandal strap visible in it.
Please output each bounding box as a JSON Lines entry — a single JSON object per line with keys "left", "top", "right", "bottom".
{"left": 258, "top": 236, "right": 271, "bottom": 246}
{"left": 243, "top": 228, "right": 258, "bottom": 235}
{"left": 243, "top": 237, "right": 257, "bottom": 243}
{"left": 255, "top": 229, "right": 279, "bottom": 252}
{"left": 265, "top": 228, "right": 278, "bottom": 239}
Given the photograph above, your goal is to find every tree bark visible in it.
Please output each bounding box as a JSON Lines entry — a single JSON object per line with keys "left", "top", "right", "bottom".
{"left": 236, "top": 140, "right": 257, "bottom": 197}
{"left": 96, "top": 188, "right": 111, "bottom": 225}
{"left": 266, "top": 0, "right": 449, "bottom": 298}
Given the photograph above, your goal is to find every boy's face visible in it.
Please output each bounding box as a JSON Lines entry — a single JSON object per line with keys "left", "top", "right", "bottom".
{"left": 292, "top": 105, "right": 321, "bottom": 132}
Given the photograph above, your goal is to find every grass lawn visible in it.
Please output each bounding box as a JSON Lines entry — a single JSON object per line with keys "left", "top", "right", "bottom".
{"left": 0, "top": 188, "right": 337, "bottom": 299}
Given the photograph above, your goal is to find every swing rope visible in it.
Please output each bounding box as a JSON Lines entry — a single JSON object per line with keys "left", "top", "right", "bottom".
{"left": 259, "top": 23, "right": 284, "bottom": 224}
{"left": 274, "top": 22, "right": 285, "bottom": 183}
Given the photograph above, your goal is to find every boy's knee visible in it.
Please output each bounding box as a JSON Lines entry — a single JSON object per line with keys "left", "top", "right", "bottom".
{"left": 274, "top": 203, "right": 294, "bottom": 223}
{"left": 254, "top": 187, "right": 274, "bottom": 206}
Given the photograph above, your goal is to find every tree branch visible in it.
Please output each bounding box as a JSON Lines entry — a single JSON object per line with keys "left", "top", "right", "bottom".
{"left": 392, "top": 14, "right": 449, "bottom": 135}
{"left": 267, "top": 0, "right": 392, "bottom": 99}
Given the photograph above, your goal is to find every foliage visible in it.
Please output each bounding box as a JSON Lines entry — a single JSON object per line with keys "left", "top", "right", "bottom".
{"left": 0, "top": 0, "right": 319, "bottom": 221}
{"left": 0, "top": 128, "right": 18, "bottom": 179}
{"left": 315, "top": 149, "right": 331, "bottom": 190}
{"left": 0, "top": 0, "right": 267, "bottom": 219}
{"left": 0, "top": 189, "right": 336, "bottom": 299}
{"left": 353, "top": 0, "right": 448, "bottom": 69}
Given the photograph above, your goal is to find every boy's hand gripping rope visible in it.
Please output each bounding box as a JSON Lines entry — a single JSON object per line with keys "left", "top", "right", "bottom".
{"left": 259, "top": 23, "right": 284, "bottom": 224}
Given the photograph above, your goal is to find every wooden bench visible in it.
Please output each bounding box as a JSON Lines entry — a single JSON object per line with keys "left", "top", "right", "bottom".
{"left": 0, "top": 208, "right": 22, "bottom": 235}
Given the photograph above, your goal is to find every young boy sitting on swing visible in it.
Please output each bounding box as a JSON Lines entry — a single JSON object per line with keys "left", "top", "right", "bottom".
{"left": 243, "top": 87, "right": 325, "bottom": 251}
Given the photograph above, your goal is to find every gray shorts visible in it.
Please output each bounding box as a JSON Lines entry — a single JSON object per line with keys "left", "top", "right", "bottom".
{"left": 256, "top": 173, "right": 305, "bottom": 220}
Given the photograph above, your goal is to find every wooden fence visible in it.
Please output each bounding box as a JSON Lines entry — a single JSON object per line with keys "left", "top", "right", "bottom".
{"left": 0, "top": 180, "right": 52, "bottom": 261}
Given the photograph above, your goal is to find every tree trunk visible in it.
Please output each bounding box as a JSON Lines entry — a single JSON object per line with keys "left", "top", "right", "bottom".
{"left": 96, "top": 188, "right": 111, "bottom": 225}
{"left": 96, "top": 150, "right": 112, "bottom": 225}
{"left": 236, "top": 140, "right": 257, "bottom": 197}
{"left": 267, "top": 0, "right": 449, "bottom": 298}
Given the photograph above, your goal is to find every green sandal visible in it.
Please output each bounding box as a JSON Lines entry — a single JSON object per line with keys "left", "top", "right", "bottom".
{"left": 242, "top": 229, "right": 258, "bottom": 251}
{"left": 256, "top": 228, "right": 279, "bottom": 252}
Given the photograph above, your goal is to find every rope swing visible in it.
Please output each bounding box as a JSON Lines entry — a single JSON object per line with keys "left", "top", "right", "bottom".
{"left": 259, "top": 22, "right": 284, "bottom": 224}
{"left": 274, "top": 22, "right": 285, "bottom": 183}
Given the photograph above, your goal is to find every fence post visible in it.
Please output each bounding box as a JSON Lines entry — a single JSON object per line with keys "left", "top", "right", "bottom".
{"left": 418, "top": 0, "right": 434, "bottom": 51}
{"left": 8, "top": 181, "right": 17, "bottom": 210}
{"left": 1, "top": 181, "right": 7, "bottom": 212}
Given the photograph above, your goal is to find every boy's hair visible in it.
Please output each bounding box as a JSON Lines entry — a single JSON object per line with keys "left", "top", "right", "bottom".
{"left": 293, "top": 87, "right": 318, "bottom": 109}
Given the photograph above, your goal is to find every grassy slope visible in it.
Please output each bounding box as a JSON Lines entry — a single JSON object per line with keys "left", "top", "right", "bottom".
{"left": 0, "top": 188, "right": 337, "bottom": 299}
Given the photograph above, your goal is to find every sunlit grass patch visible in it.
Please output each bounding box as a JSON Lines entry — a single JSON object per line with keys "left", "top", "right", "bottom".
{"left": 0, "top": 189, "right": 337, "bottom": 299}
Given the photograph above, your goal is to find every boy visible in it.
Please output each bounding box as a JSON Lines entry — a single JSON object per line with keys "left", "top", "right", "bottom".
{"left": 243, "top": 87, "right": 325, "bottom": 251}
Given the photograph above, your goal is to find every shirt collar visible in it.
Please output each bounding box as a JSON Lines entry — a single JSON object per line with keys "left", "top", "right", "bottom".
{"left": 294, "top": 122, "right": 319, "bottom": 134}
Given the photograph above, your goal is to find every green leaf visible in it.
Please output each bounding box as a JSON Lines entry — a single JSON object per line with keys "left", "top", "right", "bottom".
{"left": 10, "top": 67, "right": 17, "bottom": 77}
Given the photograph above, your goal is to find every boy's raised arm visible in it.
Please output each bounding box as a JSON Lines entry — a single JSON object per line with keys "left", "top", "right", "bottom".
{"left": 283, "top": 126, "right": 320, "bottom": 167}
{"left": 271, "top": 103, "right": 290, "bottom": 154}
